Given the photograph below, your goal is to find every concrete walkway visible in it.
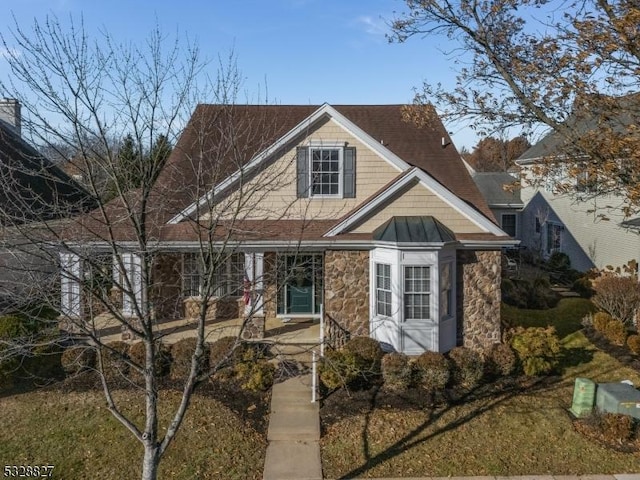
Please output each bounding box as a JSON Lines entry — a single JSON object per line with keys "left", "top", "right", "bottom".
{"left": 263, "top": 374, "right": 322, "bottom": 480}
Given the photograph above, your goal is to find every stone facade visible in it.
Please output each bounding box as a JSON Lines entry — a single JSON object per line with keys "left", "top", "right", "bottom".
{"left": 323, "top": 250, "right": 370, "bottom": 348}
{"left": 262, "top": 252, "right": 277, "bottom": 319}
{"left": 183, "top": 296, "right": 239, "bottom": 322}
{"left": 456, "top": 250, "right": 502, "bottom": 350}
{"left": 150, "top": 253, "right": 183, "bottom": 320}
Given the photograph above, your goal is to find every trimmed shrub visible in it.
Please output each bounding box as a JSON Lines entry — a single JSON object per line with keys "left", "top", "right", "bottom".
{"left": 128, "top": 341, "right": 171, "bottom": 378}
{"left": 319, "top": 349, "right": 360, "bottom": 390}
{"left": 510, "top": 326, "right": 561, "bottom": 376}
{"left": 602, "top": 317, "right": 628, "bottom": 346}
{"left": 627, "top": 335, "right": 640, "bottom": 355}
{"left": 484, "top": 343, "right": 517, "bottom": 378}
{"left": 448, "top": 347, "right": 484, "bottom": 389}
{"left": 342, "top": 336, "right": 384, "bottom": 379}
{"left": 61, "top": 345, "right": 97, "bottom": 374}
{"left": 99, "top": 341, "right": 130, "bottom": 378}
{"left": 209, "top": 336, "right": 244, "bottom": 369}
{"left": 235, "top": 360, "right": 275, "bottom": 391}
{"left": 592, "top": 311, "right": 613, "bottom": 333}
{"left": 170, "top": 338, "right": 210, "bottom": 379}
{"left": 592, "top": 275, "right": 640, "bottom": 326}
{"left": 413, "top": 351, "right": 450, "bottom": 393}
{"left": 381, "top": 352, "right": 412, "bottom": 390}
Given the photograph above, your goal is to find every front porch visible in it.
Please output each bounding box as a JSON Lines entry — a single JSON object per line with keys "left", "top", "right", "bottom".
{"left": 93, "top": 313, "right": 321, "bottom": 348}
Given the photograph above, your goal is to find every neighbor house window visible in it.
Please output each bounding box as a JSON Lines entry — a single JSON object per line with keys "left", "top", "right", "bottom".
{"left": 375, "top": 263, "right": 392, "bottom": 317}
{"left": 535, "top": 216, "right": 541, "bottom": 233}
{"left": 501, "top": 214, "right": 517, "bottom": 237}
{"left": 310, "top": 147, "right": 341, "bottom": 196}
{"left": 546, "top": 224, "right": 563, "bottom": 254}
{"left": 404, "top": 266, "right": 430, "bottom": 320}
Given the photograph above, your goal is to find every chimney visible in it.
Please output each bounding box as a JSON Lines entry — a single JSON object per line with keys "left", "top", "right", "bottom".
{"left": 0, "top": 98, "right": 21, "bottom": 137}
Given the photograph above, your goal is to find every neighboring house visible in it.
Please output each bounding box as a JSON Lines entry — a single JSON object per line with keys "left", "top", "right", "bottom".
{"left": 59, "top": 104, "right": 514, "bottom": 354}
{"left": 517, "top": 122, "right": 640, "bottom": 272}
{"left": 470, "top": 170, "right": 523, "bottom": 240}
{"left": 0, "top": 99, "right": 97, "bottom": 302}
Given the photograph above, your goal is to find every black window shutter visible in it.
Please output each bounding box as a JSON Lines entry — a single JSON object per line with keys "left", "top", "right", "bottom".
{"left": 343, "top": 147, "right": 356, "bottom": 198}
{"left": 296, "top": 147, "right": 309, "bottom": 198}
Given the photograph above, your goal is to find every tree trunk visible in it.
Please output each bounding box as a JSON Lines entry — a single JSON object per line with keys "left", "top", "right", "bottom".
{"left": 141, "top": 442, "right": 159, "bottom": 480}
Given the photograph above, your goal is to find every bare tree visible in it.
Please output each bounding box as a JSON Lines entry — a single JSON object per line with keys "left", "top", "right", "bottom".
{"left": 0, "top": 15, "right": 307, "bottom": 480}
{"left": 390, "top": 0, "right": 640, "bottom": 211}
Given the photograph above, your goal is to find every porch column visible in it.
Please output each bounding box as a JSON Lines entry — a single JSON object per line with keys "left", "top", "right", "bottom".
{"left": 60, "top": 252, "right": 81, "bottom": 318}
{"left": 121, "top": 253, "right": 144, "bottom": 317}
{"left": 242, "top": 252, "right": 265, "bottom": 340}
{"left": 244, "top": 252, "right": 264, "bottom": 317}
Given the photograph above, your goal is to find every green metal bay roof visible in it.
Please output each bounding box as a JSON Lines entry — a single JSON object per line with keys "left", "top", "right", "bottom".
{"left": 372, "top": 216, "right": 456, "bottom": 243}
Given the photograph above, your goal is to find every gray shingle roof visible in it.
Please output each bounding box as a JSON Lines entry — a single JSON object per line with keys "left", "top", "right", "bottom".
{"left": 471, "top": 172, "right": 523, "bottom": 207}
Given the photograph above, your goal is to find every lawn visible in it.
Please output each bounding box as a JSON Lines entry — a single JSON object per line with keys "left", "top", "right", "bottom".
{"left": 320, "top": 298, "right": 640, "bottom": 479}
{"left": 0, "top": 382, "right": 268, "bottom": 480}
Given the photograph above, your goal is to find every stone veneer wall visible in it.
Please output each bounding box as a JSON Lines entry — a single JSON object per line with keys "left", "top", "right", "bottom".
{"left": 151, "top": 253, "right": 183, "bottom": 320}
{"left": 324, "top": 250, "right": 370, "bottom": 349}
{"left": 456, "top": 250, "right": 502, "bottom": 350}
{"left": 262, "top": 252, "right": 277, "bottom": 319}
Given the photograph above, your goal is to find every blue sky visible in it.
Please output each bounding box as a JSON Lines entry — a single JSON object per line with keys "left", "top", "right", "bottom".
{"left": 0, "top": 0, "right": 480, "bottom": 149}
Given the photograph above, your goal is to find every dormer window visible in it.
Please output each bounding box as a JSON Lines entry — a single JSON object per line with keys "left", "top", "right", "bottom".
{"left": 296, "top": 143, "right": 356, "bottom": 199}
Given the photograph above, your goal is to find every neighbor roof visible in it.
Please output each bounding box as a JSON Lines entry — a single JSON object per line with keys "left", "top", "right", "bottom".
{"left": 471, "top": 172, "right": 523, "bottom": 208}
{"left": 518, "top": 93, "right": 640, "bottom": 163}
{"left": 0, "top": 121, "right": 97, "bottom": 224}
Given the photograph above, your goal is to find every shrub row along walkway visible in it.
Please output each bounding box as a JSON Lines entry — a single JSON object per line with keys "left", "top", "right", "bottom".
{"left": 263, "top": 373, "right": 322, "bottom": 480}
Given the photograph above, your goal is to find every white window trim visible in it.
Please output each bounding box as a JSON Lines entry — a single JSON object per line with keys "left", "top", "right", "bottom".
{"left": 402, "top": 265, "right": 432, "bottom": 321}
{"left": 375, "top": 263, "right": 392, "bottom": 318}
{"left": 545, "top": 222, "right": 563, "bottom": 254}
{"left": 308, "top": 145, "right": 344, "bottom": 198}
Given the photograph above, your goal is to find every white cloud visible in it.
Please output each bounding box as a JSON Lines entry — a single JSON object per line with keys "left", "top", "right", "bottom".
{"left": 356, "top": 15, "right": 388, "bottom": 37}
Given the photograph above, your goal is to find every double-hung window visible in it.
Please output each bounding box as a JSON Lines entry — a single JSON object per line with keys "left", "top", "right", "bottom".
{"left": 310, "top": 147, "right": 341, "bottom": 196}
{"left": 183, "top": 252, "right": 245, "bottom": 297}
{"left": 183, "top": 253, "right": 203, "bottom": 297}
{"left": 404, "top": 266, "right": 431, "bottom": 320}
{"left": 375, "top": 263, "right": 392, "bottom": 317}
{"left": 296, "top": 144, "right": 356, "bottom": 199}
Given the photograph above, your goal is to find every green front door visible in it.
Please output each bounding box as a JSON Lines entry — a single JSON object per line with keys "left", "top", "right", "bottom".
{"left": 282, "top": 255, "right": 321, "bottom": 315}
{"left": 286, "top": 263, "right": 313, "bottom": 314}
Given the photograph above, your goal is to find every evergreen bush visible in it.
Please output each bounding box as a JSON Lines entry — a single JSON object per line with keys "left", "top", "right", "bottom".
{"left": 381, "top": 352, "right": 412, "bottom": 390}
{"left": 413, "top": 351, "right": 450, "bottom": 392}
